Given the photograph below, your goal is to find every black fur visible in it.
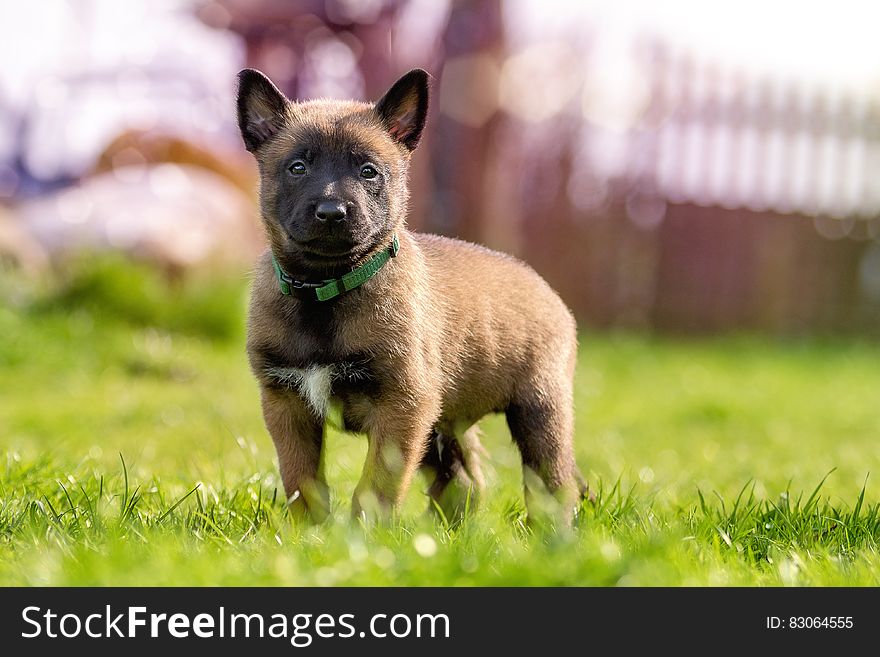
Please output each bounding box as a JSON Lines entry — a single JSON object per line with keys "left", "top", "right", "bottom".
{"left": 237, "top": 69, "right": 288, "bottom": 153}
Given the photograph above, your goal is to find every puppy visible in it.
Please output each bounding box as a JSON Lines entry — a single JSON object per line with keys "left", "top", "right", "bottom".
{"left": 237, "top": 68, "right": 584, "bottom": 524}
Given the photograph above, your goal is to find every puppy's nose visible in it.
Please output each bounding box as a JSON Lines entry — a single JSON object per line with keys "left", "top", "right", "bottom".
{"left": 315, "top": 200, "right": 347, "bottom": 223}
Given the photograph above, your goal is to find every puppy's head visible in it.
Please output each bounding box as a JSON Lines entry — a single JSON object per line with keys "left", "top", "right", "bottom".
{"left": 237, "top": 68, "right": 429, "bottom": 271}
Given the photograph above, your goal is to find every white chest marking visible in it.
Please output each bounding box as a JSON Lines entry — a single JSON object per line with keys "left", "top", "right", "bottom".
{"left": 266, "top": 365, "right": 333, "bottom": 418}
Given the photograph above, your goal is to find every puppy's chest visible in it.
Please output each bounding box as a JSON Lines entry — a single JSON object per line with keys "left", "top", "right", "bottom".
{"left": 264, "top": 357, "right": 376, "bottom": 419}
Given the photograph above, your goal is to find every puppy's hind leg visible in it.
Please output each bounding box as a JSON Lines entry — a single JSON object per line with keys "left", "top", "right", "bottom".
{"left": 420, "top": 425, "right": 485, "bottom": 524}
{"left": 506, "top": 383, "right": 579, "bottom": 528}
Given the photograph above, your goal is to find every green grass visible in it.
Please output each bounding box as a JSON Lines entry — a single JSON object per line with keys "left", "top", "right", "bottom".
{"left": 2, "top": 258, "right": 880, "bottom": 585}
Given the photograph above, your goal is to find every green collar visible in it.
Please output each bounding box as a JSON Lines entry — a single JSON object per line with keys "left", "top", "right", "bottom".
{"left": 271, "top": 234, "right": 399, "bottom": 301}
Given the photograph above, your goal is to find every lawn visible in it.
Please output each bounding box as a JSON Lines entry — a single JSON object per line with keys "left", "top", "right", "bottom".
{"left": 1, "top": 257, "right": 879, "bottom": 586}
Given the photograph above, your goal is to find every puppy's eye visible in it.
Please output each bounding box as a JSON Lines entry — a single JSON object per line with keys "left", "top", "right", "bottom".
{"left": 360, "top": 164, "right": 378, "bottom": 179}
{"left": 288, "top": 161, "right": 307, "bottom": 175}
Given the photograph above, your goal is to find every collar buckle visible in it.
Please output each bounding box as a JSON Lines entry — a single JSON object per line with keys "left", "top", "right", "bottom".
{"left": 289, "top": 279, "right": 322, "bottom": 290}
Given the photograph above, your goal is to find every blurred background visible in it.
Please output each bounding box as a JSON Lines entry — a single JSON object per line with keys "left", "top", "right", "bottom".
{"left": 3, "top": 2, "right": 880, "bottom": 590}
{"left": 2, "top": 0, "right": 880, "bottom": 334}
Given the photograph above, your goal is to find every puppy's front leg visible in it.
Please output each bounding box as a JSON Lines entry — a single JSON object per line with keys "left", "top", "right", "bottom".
{"left": 260, "top": 387, "right": 329, "bottom": 522}
{"left": 352, "top": 409, "right": 434, "bottom": 521}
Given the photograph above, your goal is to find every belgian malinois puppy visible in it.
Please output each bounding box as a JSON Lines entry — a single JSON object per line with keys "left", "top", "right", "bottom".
{"left": 237, "top": 67, "right": 584, "bottom": 525}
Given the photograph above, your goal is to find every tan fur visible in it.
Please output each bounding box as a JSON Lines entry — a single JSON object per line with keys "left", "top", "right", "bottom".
{"left": 239, "top": 69, "right": 583, "bottom": 525}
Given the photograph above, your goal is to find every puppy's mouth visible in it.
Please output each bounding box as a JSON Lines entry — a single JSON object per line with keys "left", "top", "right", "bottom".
{"left": 294, "top": 236, "right": 366, "bottom": 260}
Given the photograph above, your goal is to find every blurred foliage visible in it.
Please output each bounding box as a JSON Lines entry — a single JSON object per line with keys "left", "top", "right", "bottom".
{"left": 25, "top": 255, "right": 248, "bottom": 341}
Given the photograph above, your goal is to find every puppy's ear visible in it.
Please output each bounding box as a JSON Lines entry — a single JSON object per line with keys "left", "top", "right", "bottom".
{"left": 375, "top": 69, "right": 430, "bottom": 151}
{"left": 237, "top": 69, "right": 289, "bottom": 153}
